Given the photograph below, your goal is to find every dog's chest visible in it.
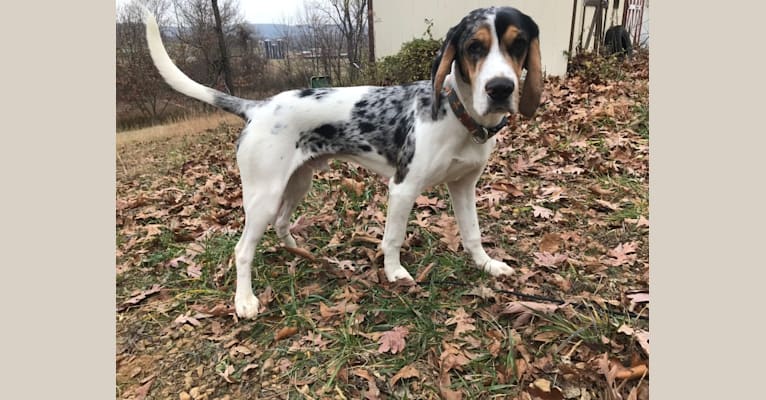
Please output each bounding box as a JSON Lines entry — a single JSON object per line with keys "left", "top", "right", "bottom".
{"left": 425, "top": 141, "right": 492, "bottom": 185}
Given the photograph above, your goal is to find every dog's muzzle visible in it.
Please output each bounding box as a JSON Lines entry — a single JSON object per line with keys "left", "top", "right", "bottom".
{"left": 485, "top": 77, "right": 515, "bottom": 112}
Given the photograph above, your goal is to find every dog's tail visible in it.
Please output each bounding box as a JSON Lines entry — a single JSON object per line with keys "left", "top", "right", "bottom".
{"left": 142, "top": 6, "right": 254, "bottom": 119}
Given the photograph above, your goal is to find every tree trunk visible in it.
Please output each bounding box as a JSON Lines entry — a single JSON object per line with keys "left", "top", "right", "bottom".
{"left": 211, "top": 0, "right": 235, "bottom": 95}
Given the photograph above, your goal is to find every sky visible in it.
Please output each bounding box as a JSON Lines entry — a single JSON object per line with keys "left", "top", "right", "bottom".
{"left": 116, "top": 0, "right": 312, "bottom": 24}
{"left": 242, "top": 0, "right": 307, "bottom": 24}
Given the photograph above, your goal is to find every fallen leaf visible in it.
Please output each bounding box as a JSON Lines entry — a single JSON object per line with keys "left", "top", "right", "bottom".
{"left": 275, "top": 326, "right": 299, "bottom": 341}
{"left": 390, "top": 364, "right": 420, "bottom": 386}
{"left": 594, "top": 199, "right": 621, "bottom": 211}
{"left": 445, "top": 307, "right": 477, "bottom": 336}
{"left": 465, "top": 285, "right": 498, "bottom": 302}
{"left": 283, "top": 246, "right": 316, "bottom": 262}
{"left": 539, "top": 233, "right": 563, "bottom": 253}
{"left": 501, "top": 301, "right": 563, "bottom": 328}
{"left": 118, "top": 284, "right": 163, "bottom": 311}
{"left": 173, "top": 313, "right": 201, "bottom": 327}
{"left": 533, "top": 378, "right": 552, "bottom": 392}
{"left": 532, "top": 205, "right": 554, "bottom": 219}
{"left": 218, "top": 364, "right": 237, "bottom": 383}
{"left": 533, "top": 252, "right": 568, "bottom": 268}
{"left": 415, "top": 262, "right": 435, "bottom": 283}
{"left": 605, "top": 242, "right": 639, "bottom": 267}
{"left": 186, "top": 263, "right": 202, "bottom": 279}
{"left": 627, "top": 292, "right": 649, "bottom": 305}
{"left": 352, "top": 369, "right": 381, "bottom": 400}
{"left": 133, "top": 376, "right": 155, "bottom": 400}
{"left": 589, "top": 185, "right": 613, "bottom": 196}
{"left": 189, "top": 303, "right": 234, "bottom": 317}
{"left": 377, "top": 326, "right": 409, "bottom": 354}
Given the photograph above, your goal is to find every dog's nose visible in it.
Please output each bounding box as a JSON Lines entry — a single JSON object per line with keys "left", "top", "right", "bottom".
{"left": 485, "top": 78, "right": 515, "bottom": 101}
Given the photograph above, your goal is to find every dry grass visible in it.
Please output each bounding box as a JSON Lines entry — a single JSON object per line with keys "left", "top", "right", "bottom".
{"left": 116, "top": 112, "right": 242, "bottom": 148}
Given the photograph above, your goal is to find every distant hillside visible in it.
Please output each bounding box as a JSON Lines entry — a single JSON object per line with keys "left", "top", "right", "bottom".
{"left": 248, "top": 23, "right": 296, "bottom": 40}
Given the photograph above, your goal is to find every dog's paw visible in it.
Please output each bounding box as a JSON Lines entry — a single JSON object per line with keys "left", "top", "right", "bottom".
{"left": 482, "top": 259, "right": 515, "bottom": 277}
{"left": 282, "top": 235, "right": 298, "bottom": 248}
{"left": 384, "top": 264, "right": 415, "bottom": 283}
{"left": 235, "top": 293, "right": 261, "bottom": 319}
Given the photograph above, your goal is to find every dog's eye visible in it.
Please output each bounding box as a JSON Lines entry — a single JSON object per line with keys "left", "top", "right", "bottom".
{"left": 508, "top": 38, "right": 528, "bottom": 56}
{"left": 467, "top": 41, "right": 485, "bottom": 56}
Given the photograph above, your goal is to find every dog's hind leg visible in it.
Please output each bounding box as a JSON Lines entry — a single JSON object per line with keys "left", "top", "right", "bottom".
{"left": 274, "top": 165, "right": 314, "bottom": 248}
{"left": 233, "top": 183, "right": 285, "bottom": 319}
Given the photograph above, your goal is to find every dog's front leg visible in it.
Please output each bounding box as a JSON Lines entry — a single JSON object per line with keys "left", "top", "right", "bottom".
{"left": 447, "top": 171, "right": 515, "bottom": 277}
{"left": 381, "top": 180, "right": 420, "bottom": 282}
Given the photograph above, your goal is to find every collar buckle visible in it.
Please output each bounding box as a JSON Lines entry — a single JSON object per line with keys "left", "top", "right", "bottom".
{"left": 471, "top": 127, "right": 491, "bottom": 144}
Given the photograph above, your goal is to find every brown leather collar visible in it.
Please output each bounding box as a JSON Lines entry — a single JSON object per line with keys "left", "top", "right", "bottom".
{"left": 444, "top": 86, "right": 508, "bottom": 144}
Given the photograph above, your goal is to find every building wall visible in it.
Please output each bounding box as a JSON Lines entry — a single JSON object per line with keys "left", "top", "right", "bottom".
{"left": 373, "top": 0, "right": 648, "bottom": 77}
{"left": 373, "top": 0, "right": 574, "bottom": 77}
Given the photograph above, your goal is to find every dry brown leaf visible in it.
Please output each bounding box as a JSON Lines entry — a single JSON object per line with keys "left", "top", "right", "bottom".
{"left": 415, "top": 262, "right": 435, "bottom": 283}
{"left": 133, "top": 376, "right": 155, "bottom": 400}
{"left": 319, "top": 300, "right": 360, "bottom": 320}
{"left": 445, "top": 307, "right": 477, "bottom": 336}
{"left": 283, "top": 245, "right": 316, "bottom": 261}
{"left": 533, "top": 252, "right": 568, "bottom": 268}
{"left": 118, "top": 284, "right": 163, "bottom": 311}
{"left": 438, "top": 370, "right": 463, "bottom": 400}
{"left": 465, "top": 285, "right": 498, "bottom": 302}
{"left": 189, "top": 303, "right": 234, "bottom": 317}
{"left": 539, "top": 233, "right": 562, "bottom": 253}
{"left": 257, "top": 286, "right": 274, "bottom": 310}
{"left": 377, "top": 326, "right": 409, "bottom": 354}
{"left": 186, "top": 263, "right": 202, "bottom": 279}
{"left": 605, "top": 242, "right": 639, "bottom": 267}
{"left": 627, "top": 292, "right": 649, "bottom": 305}
{"left": 589, "top": 185, "right": 613, "bottom": 196}
{"left": 594, "top": 199, "right": 621, "bottom": 211}
{"left": 274, "top": 326, "right": 299, "bottom": 341}
{"left": 532, "top": 205, "right": 554, "bottom": 219}
{"left": 501, "top": 301, "right": 563, "bottom": 328}
{"left": 390, "top": 364, "right": 420, "bottom": 386}
{"left": 173, "top": 313, "right": 201, "bottom": 327}
{"left": 352, "top": 369, "right": 381, "bottom": 400}
{"left": 218, "top": 364, "right": 237, "bottom": 383}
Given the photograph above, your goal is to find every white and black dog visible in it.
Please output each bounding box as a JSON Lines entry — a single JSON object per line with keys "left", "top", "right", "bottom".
{"left": 142, "top": 6, "right": 543, "bottom": 319}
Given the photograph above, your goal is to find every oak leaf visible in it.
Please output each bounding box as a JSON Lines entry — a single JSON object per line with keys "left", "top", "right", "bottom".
{"left": 377, "top": 326, "right": 409, "bottom": 354}
{"left": 445, "top": 307, "right": 477, "bottom": 336}
{"left": 533, "top": 252, "right": 568, "bottom": 268}
{"left": 390, "top": 364, "right": 420, "bottom": 386}
{"left": 532, "top": 205, "right": 554, "bottom": 219}
{"left": 605, "top": 242, "right": 639, "bottom": 266}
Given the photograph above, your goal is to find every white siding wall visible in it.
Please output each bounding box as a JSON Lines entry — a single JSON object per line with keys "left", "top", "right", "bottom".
{"left": 373, "top": 0, "right": 573, "bottom": 77}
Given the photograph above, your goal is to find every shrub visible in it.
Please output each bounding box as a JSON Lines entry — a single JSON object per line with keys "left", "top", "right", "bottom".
{"left": 372, "top": 38, "right": 442, "bottom": 85}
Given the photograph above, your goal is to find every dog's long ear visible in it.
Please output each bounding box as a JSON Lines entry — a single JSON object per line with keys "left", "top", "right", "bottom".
{"left": 518, "top": 16, "right": 543, "bottom": 118}
{"left": 431, "top": 23, "right": 464, "bottom": 120}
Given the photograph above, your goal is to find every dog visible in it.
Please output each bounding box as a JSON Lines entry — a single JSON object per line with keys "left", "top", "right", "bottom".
{"left": 142, "top": 6, "right": 542, "bottom": 319}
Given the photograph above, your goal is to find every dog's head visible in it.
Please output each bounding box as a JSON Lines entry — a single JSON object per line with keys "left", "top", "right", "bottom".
{"left": 431, "top": 7, "right": 542, "bottom": 120}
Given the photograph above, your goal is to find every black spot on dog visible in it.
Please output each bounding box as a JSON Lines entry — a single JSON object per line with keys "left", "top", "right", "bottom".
{"left": 314, "top": 124, "right": 339, "bottom": 139}
{"left": 359, "top": 144, "right": 372, "bottom": 152}
{"left": 298, "top": 88, "right": 315, "bottom": 98}
{"left": 358, "top": 122, "right": 376, "bottom": 133}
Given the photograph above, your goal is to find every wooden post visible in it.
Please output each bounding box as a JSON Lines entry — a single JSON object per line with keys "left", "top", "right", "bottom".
{"left": 367, "top": 0, "right": 375, "bottom": 64}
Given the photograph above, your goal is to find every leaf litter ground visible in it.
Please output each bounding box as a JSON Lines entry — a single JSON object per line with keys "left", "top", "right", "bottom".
{"left": 116, "top": 51, "right": 649, "bottom": 400}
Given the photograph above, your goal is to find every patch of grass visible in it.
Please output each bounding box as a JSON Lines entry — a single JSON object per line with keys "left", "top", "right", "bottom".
{"left": 632, "top": 103, "right": 649, "bottom": 139}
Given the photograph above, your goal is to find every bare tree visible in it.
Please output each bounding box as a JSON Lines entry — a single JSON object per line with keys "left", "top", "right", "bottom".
{"left": 171, "top": 0, "right": 243, "bottom": 88}
{"left": 211, "top": 0, "right": 235, "bottom": 94}
{"left": 297, "top": 2, "right": 346, "bottom": 85}
{"left": 116, "top": 0, "right": 174, "bottom": 125}
{"left": 320, "top": 0, "right": 368, "bottom": 82}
